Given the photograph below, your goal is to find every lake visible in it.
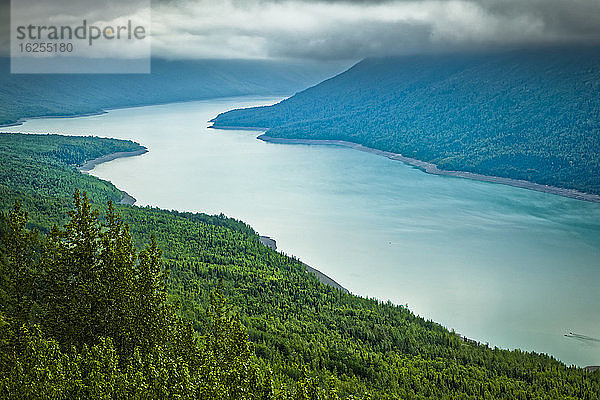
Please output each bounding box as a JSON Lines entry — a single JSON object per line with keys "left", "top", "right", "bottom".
{"left": 5, "top": 96, "right": 600, "bottom": 367}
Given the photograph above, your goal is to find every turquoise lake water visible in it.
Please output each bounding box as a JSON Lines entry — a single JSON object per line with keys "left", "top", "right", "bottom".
{"left": 6, "top": 96, "right": 599, "bottom": 366}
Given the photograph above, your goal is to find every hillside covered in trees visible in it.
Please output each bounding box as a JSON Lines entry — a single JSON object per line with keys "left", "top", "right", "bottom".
{"left": 212, "top": 46, "right": 600, "bottom": 195}
{"left": 0, "top": 58, "right": 343, "bottom": 126}
{"left": 1, "top": 133, "right": 599, "bottom": 398}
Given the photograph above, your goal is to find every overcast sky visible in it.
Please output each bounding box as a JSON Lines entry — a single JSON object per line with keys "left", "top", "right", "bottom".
{"left": 150, "top": 0, "right": 600, "bottom": 60}
{"left": 2, "top": 0, "right": 600, "bottom": 61}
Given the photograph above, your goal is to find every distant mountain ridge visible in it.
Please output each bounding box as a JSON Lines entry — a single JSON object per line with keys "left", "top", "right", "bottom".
{"left": 212, "top": 46, "right": 600, "bottom": 195}
{"left": 0, "top": 58, "right": 345, "bottom": 126}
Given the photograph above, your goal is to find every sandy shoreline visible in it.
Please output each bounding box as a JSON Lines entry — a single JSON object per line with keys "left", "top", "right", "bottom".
{"left": 118, "top": 191, "right": 137, "bottom": 206}
{"left": 79, "top": 148, "right": 148, "bottom": 172}
{"left": 257, "top": 135, "right": 600, "bottom": 204}
{"left": 78, "top": 148, "right": 148, "bottom": 205}
{"left": 259, "top": 236, "right": 348, "bottom": 292}
{"left": 303, "top": 263, "right": 348, "bottom": 293}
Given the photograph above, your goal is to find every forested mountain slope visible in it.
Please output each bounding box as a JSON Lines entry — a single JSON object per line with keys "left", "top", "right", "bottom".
{"left": 1, "top": 132, "right": 599, "bottom": 398}
{"left": 0, "top": 58, "right": 343, "bottom": 126}
{"left": 0, "top": 132, "right": 142, "bottom": 207}
{"left": 212, "top": 46, "right": 600, "bottom": 195}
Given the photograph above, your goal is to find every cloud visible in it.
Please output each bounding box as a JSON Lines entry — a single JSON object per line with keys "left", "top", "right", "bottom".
{"left": 150, "top": 0, "right": 600, "bottom": 60}
{"left": 3, "top": 0, "right": 599, "bottom": 60}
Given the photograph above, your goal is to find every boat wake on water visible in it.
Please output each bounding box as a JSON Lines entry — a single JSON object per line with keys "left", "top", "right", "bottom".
{"left": 564, "top": 332, "right": 600, "bottom": 344}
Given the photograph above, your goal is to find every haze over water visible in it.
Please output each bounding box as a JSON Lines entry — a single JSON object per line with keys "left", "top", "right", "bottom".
{"left": 6, "top": 96, "right": 600, "bottom": 366}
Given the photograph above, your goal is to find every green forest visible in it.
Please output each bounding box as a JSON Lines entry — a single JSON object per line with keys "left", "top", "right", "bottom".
{"left": 212, "top": 47, "right": 600, "bottom": 195}
{"left": 1, "top": 133, "right": 599, "bottom": 398}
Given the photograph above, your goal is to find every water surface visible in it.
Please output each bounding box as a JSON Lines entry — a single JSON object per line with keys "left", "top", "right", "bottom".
{"left": 6, "top": 96, "right": 600, "bottom": 366}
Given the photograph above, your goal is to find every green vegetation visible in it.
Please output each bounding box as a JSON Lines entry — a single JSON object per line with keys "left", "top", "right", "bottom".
{"left": 1, "top": 132, "right": 599, "bottom": 398}
{"left": 212, "top": 47, "right": 600, "bottom": 195}
{"left": 1, "top": 195, "right": 274, "bottom": 399}
{"left": 0, "top": 132, "right": 142, "bottom": 207}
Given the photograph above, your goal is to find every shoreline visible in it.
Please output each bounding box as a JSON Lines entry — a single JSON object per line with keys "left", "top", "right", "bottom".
{"left": 208, "top": 124, "right": 270, "bottom": 131}
{"left": 303, "top": 262, "right": 348, "bottom": 293}
{"left": 259, "top": 235, "right": 348, "bottom": 292}
{"left": 257, "top": 135, "right": 600, "bottom": 204}
{"left": 118, "top": 191, "right": 137, "bottom": 206}
{"left": 79, "top": 148, "right": 148, "bottom": 172}
{"left": 0, "top": 111, "right": 109, "bottom": 128}
{"left": 78, "top": 148, "right": 148, "bottom": 205}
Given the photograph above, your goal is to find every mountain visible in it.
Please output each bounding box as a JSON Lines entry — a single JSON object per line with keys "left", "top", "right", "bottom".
{"left": 212, "top": 46, "right": 600, "bottom": 195}
{"left": 0, "top": 58, "right": 346, "bottom": 126}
